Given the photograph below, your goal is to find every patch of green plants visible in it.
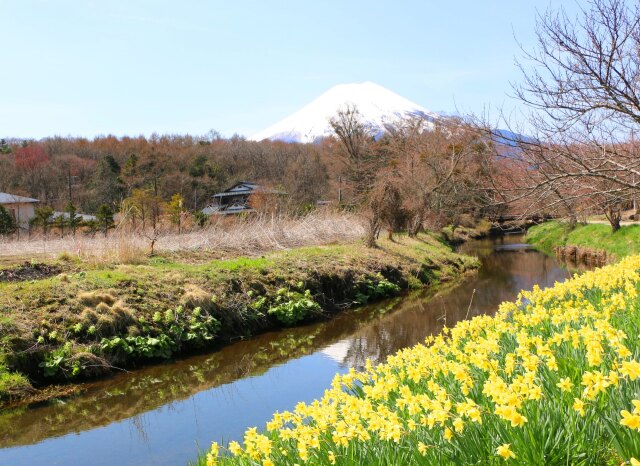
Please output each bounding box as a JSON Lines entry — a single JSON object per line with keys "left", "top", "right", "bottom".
{"left": 101, "top": 334, "right": 175, "bottom": 360}
{"left": 212, "top": 256, "right": 273, "bottom": 272}
{"left": 100, "top": 306, "right": 220, "bottom": 362}
{"left": 38, "top": 343, "right": 84, "bottom": 378}
{"left": 0, "top": 364, "right": 31, "bottom": 401}
{"left": 267, "top": 289, "right": 322, "bottom": 325}
{"left": 352, "top": 275, "right": 402, "bottom": 305}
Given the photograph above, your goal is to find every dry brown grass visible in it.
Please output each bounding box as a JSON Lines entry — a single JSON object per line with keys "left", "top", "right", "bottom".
{"left": 0, "top": 211, "right": 365, "bottom": 264}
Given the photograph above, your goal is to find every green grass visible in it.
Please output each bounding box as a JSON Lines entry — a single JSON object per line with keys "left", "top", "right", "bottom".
{"left": 0, "top": 366, "right": 31, "bottom": 400}
{"left": 527, "top": 221, "right": 640, "bottom": 259}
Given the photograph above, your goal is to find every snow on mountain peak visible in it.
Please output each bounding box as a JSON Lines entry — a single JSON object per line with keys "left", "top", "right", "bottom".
{"left": 250, "top": 82, "right": 437, "bottom": 143}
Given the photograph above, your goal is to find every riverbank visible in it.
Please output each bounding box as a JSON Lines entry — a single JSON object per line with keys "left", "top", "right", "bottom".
{"left": 0, "top": 232, "right": 478, "bottom": 407}
{"left": 527, "top": 221, "right": 640, "bottom": 259}
{"left": 201, "top": 254, "right": 640, "bottom": 466}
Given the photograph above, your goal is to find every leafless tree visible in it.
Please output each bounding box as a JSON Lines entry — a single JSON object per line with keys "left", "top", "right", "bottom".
{"left": 388, "top": 118, "right": 494, "bottom": 236}
{"left": 330, "top": 105, "right": 387, "bottom": 246}
{"left": 330, "top": 105, "right": 378, "bottom": 199}
{"left": 483, "top": 0, "right": 640, "bottom": 231}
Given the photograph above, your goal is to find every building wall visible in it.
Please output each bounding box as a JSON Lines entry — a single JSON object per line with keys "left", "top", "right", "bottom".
{"left": 3, "top": 202, "right": 36, "bottom": 229}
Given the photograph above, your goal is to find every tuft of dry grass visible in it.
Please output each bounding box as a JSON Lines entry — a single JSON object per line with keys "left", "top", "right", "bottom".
{"left": 181, "top": 284, "right": 212, "bottom": 309}
{"left": 78, "top": 291, "right": 116, "bottom": 307}
{"left": 0, "top": 212, "right": 365, "bottom": 265}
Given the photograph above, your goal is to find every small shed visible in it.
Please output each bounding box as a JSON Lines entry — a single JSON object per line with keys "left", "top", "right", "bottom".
{"left": 0, "top": 193, "right": 39, "bottom": 229}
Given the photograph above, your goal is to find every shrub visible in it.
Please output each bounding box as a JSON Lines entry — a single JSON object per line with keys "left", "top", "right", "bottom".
{"left": 0, "top": 206, "right": 17, "bottom": 236}
{"left": 353, "top": 275, "right": 401, "bottom": 304}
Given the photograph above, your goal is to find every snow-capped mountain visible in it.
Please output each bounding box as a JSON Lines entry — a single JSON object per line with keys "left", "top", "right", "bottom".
{"left": 250, "top": 82, "right": 438, "bottom": 143}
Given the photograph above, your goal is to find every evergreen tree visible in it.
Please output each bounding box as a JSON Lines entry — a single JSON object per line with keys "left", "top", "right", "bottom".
{"left": 55, "top": 213, "right": 66, "bottom": 238}
{"left": 95, "top": 204, "right": 115, "bottom": 237}
{"left": 65, "top": 203, "right": 81, "bottom": 236}
{"left": 31, "top": 206, "right": 54, "bottom": 235}
{"left": 193, "top": 210, "right": 208, "bottom": 228}
{"left": 0, "top": 205, "right": 16, "bottom": 235}
{"left": 0, "top": 139, "right": 11, "bottom": 154}
{"left": 91, "top": 155, "right": 125, "bottom": 210}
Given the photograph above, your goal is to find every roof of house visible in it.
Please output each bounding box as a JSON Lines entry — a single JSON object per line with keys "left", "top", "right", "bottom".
{"left": 0, "top": 193, "right": 39, "bottom": 204}
{"left": 212, "top": 181, "right": 286, "bottom": 198}
{"left": 52, "top": 211, "right": 97, "bottom": 221}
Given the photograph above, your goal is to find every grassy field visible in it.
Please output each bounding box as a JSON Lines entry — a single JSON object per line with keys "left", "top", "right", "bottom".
{"left": 0, "top": 212, "right": 366, "bottom": 265}
{"left": 0, "top": 232, "right": 478, "bottom": 405}
{"left": 198, "top": 255, "right": 640, "bottom": 466}
{"left": 527, "top": 221, "right": 640, "bottom": 260}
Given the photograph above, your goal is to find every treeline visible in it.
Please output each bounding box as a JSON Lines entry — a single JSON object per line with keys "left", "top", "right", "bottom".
{"left": 0, "top": 114, "right": 509, "bottom": 243}
{"left": 0, "top": 133, "right": 329, "bottom": 216}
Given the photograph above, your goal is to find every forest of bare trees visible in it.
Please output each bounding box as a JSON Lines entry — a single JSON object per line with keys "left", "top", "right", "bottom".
{"left": 330, "top": 106, "right": 496, "bottom": 246}
{"left": 0, "top": 108, "right": 501, "bottom": 247}
{"left": 0, "top": 133, "right": 328, "bottom": 216}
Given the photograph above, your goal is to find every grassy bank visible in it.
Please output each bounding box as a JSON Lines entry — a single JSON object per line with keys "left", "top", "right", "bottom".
{"left": 200, "top": 255, "right": 640, "bottom": 466}
{"left": 441, "top": 219, "right": 493, "bottom": 244}
{"left": 0, "top": 232, "right": 478, "bottom": 405}
{"left": 527, "top": 221, "right": 640, "bottom": 259}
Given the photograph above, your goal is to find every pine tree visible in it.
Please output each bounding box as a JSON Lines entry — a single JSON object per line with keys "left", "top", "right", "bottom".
{"left": 95, "top": 204, "right": 115, "bottom": 237}
{"left": 65, "top": 203, "right": 81, "bottom": 236}
{"left": 32, "top": 206, "right": 54, "bottom": 235}
{"left": 0, "top": 206, "right": 16, "bottom": 235}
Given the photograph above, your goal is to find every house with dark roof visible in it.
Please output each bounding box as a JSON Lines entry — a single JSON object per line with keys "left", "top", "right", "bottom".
{"left": 0, "top": 192, "right": 39, "bottom": 229}
{"left": 201, "top": 181, "right": 287, "bottom": 215}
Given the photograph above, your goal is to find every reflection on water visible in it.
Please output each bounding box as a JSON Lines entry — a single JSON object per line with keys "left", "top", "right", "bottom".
{"left": 0, "top": 235, "right": 577, "bottom": 466}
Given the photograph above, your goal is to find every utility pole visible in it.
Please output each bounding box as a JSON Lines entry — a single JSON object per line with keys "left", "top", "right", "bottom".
{"left": 152, "top": 174, "right": 159, "bottom": 232}
{"left": 338, "top": 176, "right": 342, "bottom": 205}
{"left": 67, "top": 167, "right": 73, "bottom": 203}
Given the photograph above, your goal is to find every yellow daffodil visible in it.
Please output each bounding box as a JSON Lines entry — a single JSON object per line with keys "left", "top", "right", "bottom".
{"left": 573, "top": 398, "right": 586, "bottom": 416}
{"left": 620, "top": 410, "right": 640, "bottom": 431}
{"left": 496, "top": 443, "right": 516, "bottom": 460}
{"left": 557, "top": 377, "right": 573, "bottom": 392}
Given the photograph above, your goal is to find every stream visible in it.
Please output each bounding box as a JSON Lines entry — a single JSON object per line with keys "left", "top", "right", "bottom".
{"left": 0, "top": 234, "right": 582, "bottom": 466}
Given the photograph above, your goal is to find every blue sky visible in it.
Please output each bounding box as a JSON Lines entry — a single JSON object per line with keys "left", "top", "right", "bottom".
{"left": 2, "top": 0, "right": 579, "bottom": 139}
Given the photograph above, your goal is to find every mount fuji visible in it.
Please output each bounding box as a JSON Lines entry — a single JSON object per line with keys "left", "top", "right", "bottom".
{"left": 250, "top": 82, "right": 438, "bottom": 143}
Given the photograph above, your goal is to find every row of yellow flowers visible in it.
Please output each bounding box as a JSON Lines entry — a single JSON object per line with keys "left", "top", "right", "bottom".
{"left": 203, "top": 255, "right": 640, "bottom": 465}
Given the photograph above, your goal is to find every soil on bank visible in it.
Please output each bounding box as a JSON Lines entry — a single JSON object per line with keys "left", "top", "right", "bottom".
{"left": 0, "top": 232, "right": 478, "bottom": 407}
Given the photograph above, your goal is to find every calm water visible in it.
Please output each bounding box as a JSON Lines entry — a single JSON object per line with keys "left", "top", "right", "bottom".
{"left": 0, "top": 235, "right": 577, "bottom": 466}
